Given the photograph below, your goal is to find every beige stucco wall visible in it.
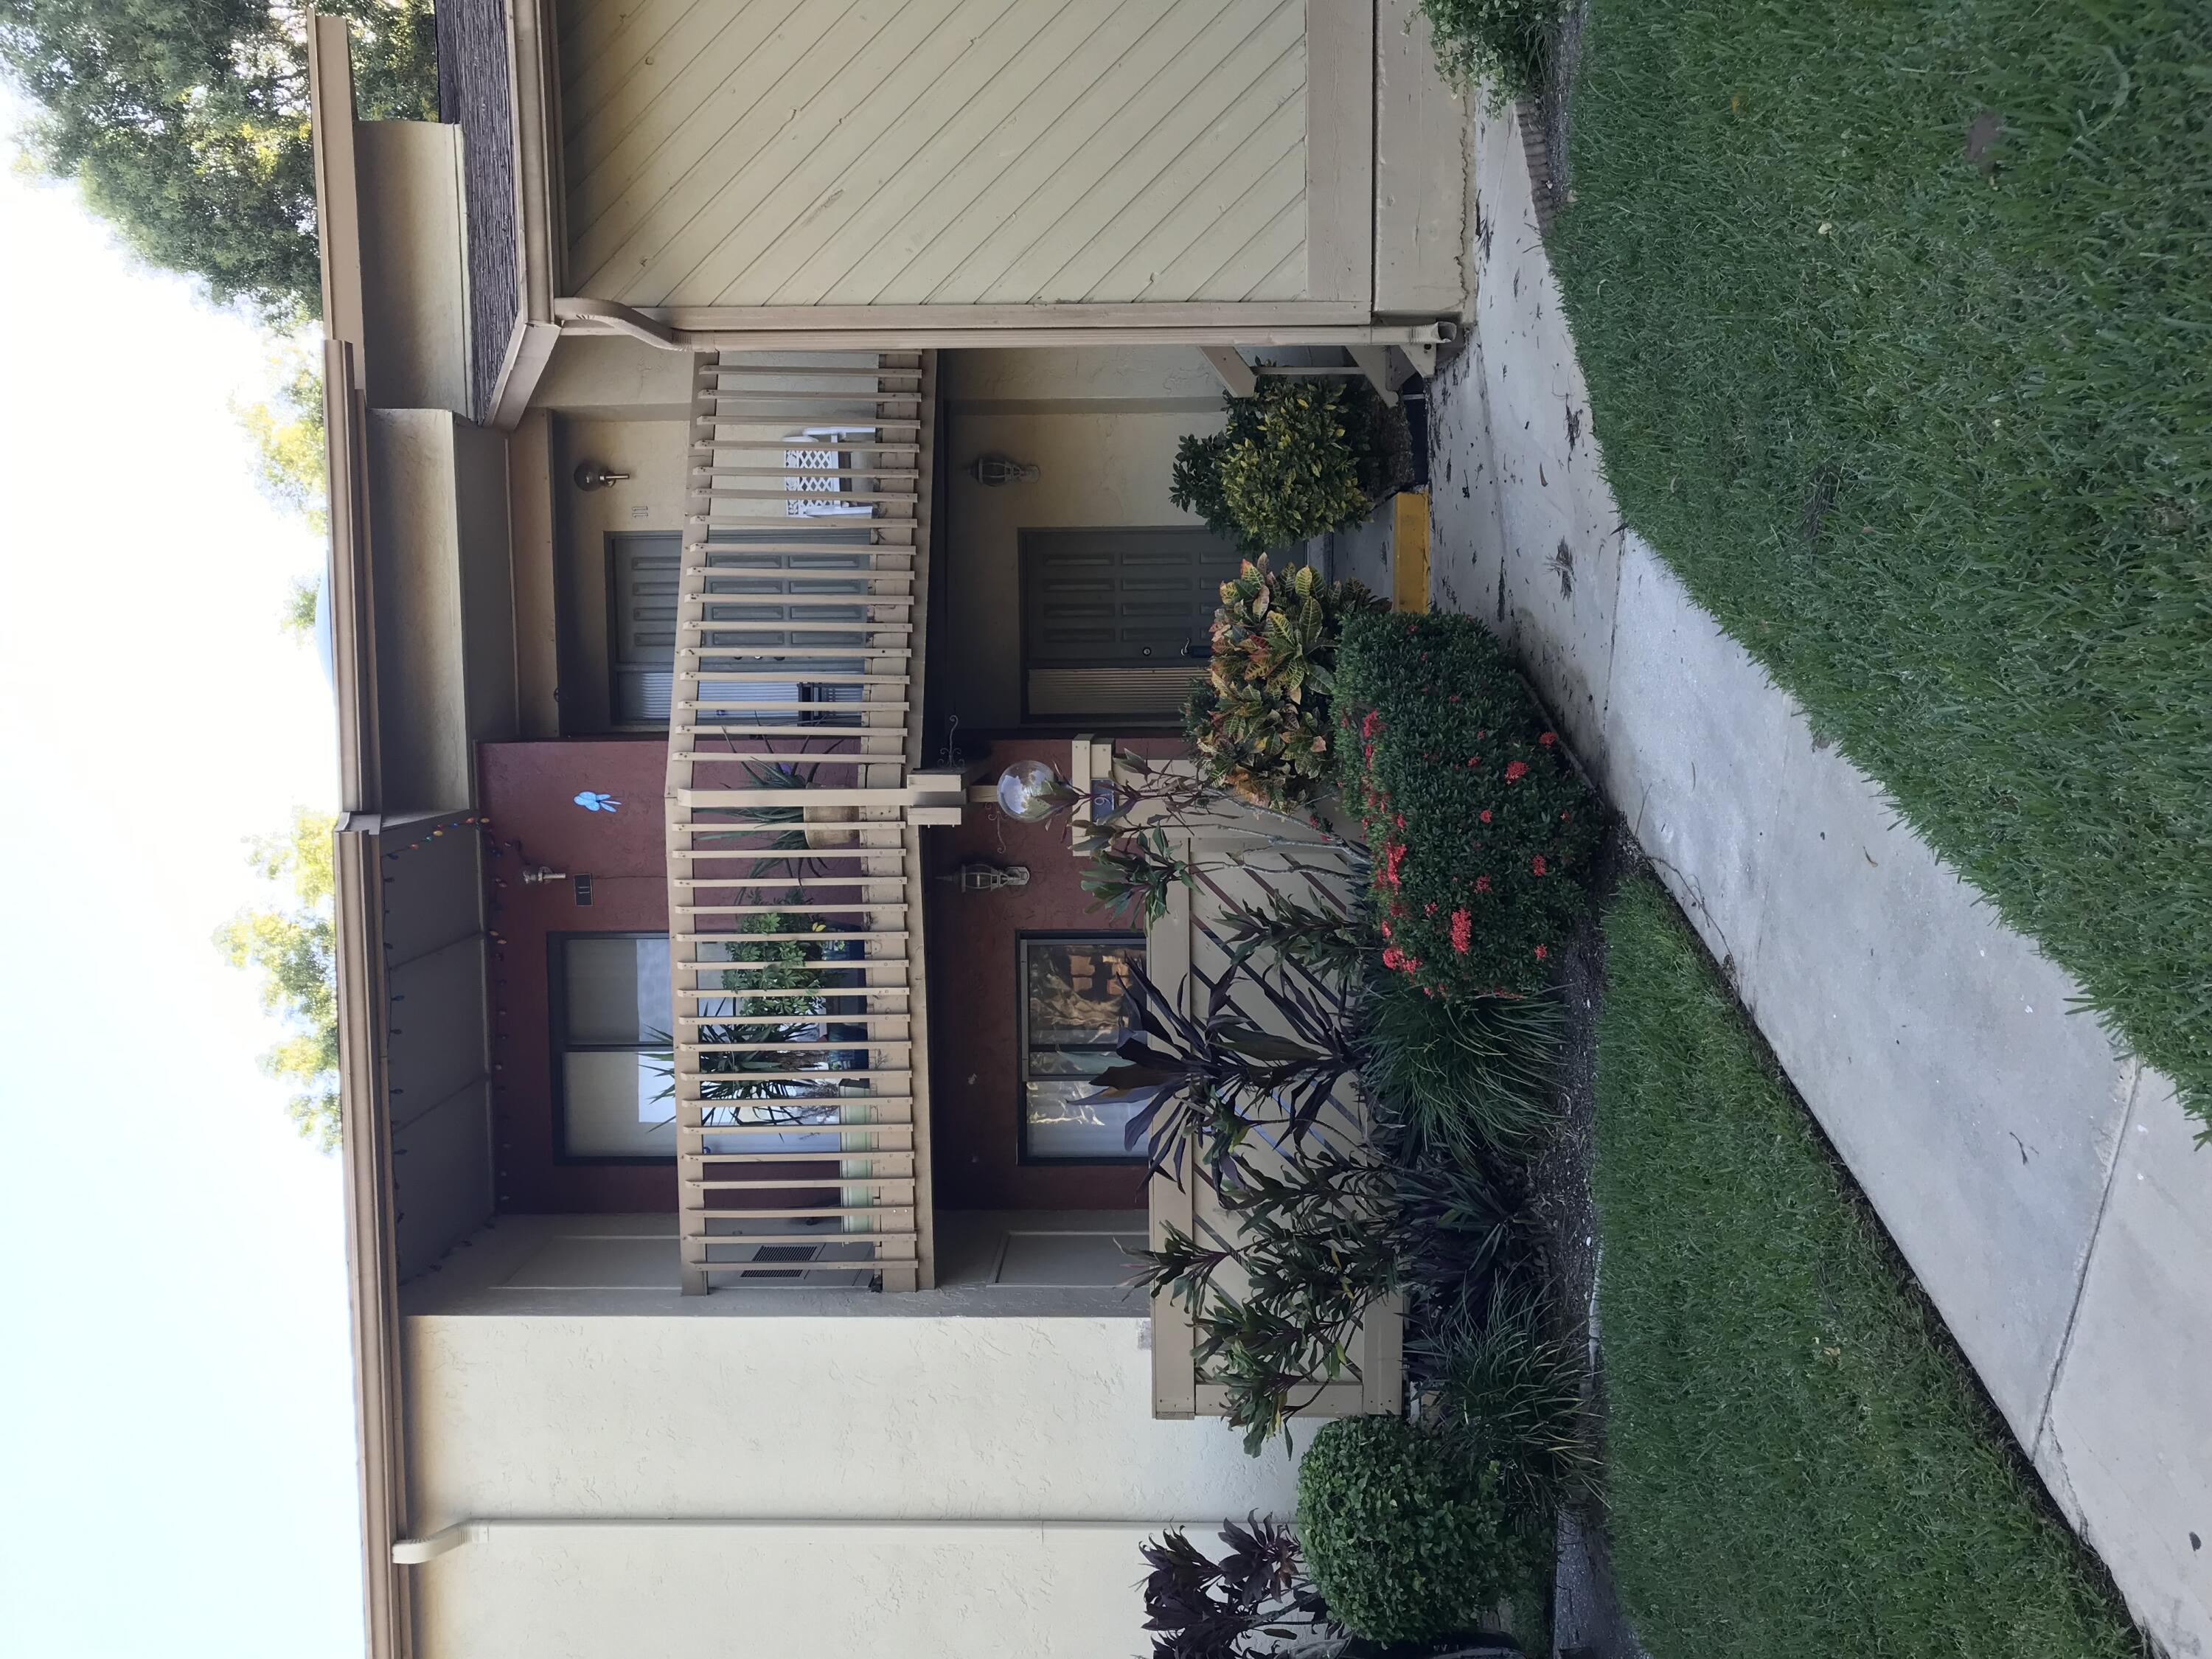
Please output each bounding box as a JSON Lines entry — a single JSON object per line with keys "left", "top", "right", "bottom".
{"left": 404, "top": 1310, "right": 1301, "bottom": 1659}
{"left": 418, "top": 1521, "right": 1189, "bottom": 1659}
{"left": 355, "top": 122, "right": 469, "bottom": 415}
{"left": 531, "top": 334, "right": 695, "bottom": 419}
{"left": 549, "top": 416, "right": 689, "bottom": 732}
{"left": 365, "top": 411, "right": 518, "bottom": 807}
{"left": 942, "top": 347, "right": 1228, "bottom": 728}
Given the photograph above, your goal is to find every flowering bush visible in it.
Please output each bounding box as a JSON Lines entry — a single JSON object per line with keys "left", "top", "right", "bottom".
{"left": 1336, "top": 611, "right": 1600, "bottom": 997}
{"left": 1184, "top": 557, "right": 1383, "bottom": 810}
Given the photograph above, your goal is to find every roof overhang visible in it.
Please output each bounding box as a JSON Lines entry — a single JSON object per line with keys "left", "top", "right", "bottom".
{"left": 308, "top": 15, "right": 408, "bottom": 1659}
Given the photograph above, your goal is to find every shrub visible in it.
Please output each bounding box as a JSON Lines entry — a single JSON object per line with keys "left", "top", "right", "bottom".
{"left": 1172, "top": 377, "right": 1411, "bottom": 553}
{"left": 1337, "top": 611, "right": 1601, "bottom": 998}
{"left": 1416, "top": 1279, "right": 1596, "bottom": 1515}
{"left": 1184, "top": 557, "right": 1382, "bottom": 811}
{"left": 1297, "top": 1415, "right": 1537, "bottom": 1644}
{"left": 1421, "top": 0, "right": 1566, "bottom": 103}
{"left": 1363, "top": 971, "right": 1562, "bottom": 1159}
{"left": 1135, "top": 1144, "right": 1403, "bottom": 1455}
{"left": 1139, "top": 1516, "right": 1337, "bottom": 1658}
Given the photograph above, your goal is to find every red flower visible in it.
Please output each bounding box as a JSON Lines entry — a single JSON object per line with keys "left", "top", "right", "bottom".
{"left": 1505, "top": 760, "right": 1529, "bottom": 783}
{"left": 1534, "top": 945, "right": 1548, "bottom": 960}
{"left": 1382, "top": 945, "right": 1406, "bottom": 971}
{"left": 1380, "top": 919, "right": 1392, "bottom": 939}
{"left": 1382, "top": 841, "right": 1409, "bottom": 888}
{"left": 1450, "top": 908, "right": 1472, "bottom": 955}
{"left": 1539, "top": 731, "right": 1557, "bottom": 746}
{"left": 1562, "top": 810, "right": 1573, "bottom": 821}
{"left": 1361, "top": 710, "right": 1382, "bottom": 740}
{"left": 1425, "top": 902, "right": 1437, "bottom": 917}
{"left": 1531, "top": 855, "right": 1548, "bottom": 876}
{"left": 1394, "top": 813, "right": 1406, "bottom": 831}
{"left": 1475, "top": 875, "right": 1492, "bottom": 894}
{"left": 1480, "top": 810, "right": 1492, "bottom": 824}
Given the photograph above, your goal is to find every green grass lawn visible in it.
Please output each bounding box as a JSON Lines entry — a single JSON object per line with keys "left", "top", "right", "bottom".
{"left": 1548, "top": 0, "right": 2212, "bottom": 1126}
{"left": 1593, "top": 874, "right": 2144, "bottom": 1658}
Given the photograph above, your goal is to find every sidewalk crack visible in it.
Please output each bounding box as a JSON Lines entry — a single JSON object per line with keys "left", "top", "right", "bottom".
{"left": 2031, "top": 1057, "right": 2143, "bottom": 1461}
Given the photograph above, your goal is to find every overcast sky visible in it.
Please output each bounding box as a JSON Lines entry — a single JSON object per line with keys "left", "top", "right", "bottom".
{"left": 0, "top": 102, "right": 365, "bottom": 1656}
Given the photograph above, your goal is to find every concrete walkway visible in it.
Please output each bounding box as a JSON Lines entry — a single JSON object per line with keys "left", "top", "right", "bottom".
{"left": 1426, "top": 102, "right": 2212, "bottom": 1658}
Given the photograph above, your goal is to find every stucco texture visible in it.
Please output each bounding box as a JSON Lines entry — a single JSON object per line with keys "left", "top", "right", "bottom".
{"left": 406, "top": 1311, "right": 1298, "bottom": 1658}
{"left": 925, "top": 740, "right": 1155, "bottom": 1212}
{"left": 480, "top": 737, "right": 673, "bottom": 1212}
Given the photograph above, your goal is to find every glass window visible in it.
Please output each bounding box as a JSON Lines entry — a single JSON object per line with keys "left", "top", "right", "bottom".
{"left": 1018, "top": 935, "right": 1145, "bottom": 1164}
{"left": 557, "top": 935, "right": 675, "bottom": 1159}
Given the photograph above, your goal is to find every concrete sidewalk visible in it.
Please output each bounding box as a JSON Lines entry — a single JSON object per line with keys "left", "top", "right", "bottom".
{"left": 1427, "top": 102, "right": 2212, "bottom": 1658}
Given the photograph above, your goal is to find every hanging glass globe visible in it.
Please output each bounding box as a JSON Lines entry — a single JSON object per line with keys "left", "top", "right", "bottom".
{"left": 995, "top": 758, "right": 1065, "bottom": 822}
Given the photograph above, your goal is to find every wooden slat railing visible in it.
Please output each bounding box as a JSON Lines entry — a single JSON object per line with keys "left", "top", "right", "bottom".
{"left": 665, "top": 349, "right": 936, "bottom": 1293}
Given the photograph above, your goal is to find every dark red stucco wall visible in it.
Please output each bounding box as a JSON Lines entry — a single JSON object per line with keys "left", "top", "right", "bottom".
{"left": 922, "top": 740, "right": 1179, "bottom": 1214}
{"left": 481, "top": 737, "right": 676, "bottom": 1213}
{"left": 479, "top": 733, "right": 1186, "bottom": 1217}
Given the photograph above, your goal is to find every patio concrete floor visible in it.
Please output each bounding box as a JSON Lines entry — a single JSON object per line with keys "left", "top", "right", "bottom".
{"left": 1426, "top": 100, "right": 2212, "bottom": 1659}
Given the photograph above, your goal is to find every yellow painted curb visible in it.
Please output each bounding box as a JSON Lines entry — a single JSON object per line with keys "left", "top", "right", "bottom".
{"left": 1391, "top": 489, "right": 1430, "bottom": 613}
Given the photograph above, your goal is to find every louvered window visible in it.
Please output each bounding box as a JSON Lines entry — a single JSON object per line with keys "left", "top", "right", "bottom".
{"left": 610, "top": 529, "right": 874, "bottom": 728}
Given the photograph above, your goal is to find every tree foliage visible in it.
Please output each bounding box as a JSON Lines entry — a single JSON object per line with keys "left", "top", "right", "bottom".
{"left": 233, "top": 340, "right": 327, "bottom": 534}
{"left": 214, "top": 807, "right": 341, "bottom": 1151}
{"left": 0, "top": 0, "right": 437, "bottom": 325}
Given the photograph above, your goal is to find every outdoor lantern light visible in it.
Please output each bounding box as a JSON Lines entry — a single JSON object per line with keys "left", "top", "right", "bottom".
{"left": 995, "top": 759, "right": 1065, "bottom": 822}
{"left": 572, "top": 460, "right": 631, "bottom": 491}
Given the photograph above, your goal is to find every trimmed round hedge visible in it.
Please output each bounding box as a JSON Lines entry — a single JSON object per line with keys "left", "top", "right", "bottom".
{"left": 1296, "top": 1414, "right": 1533, "bottom": 1644}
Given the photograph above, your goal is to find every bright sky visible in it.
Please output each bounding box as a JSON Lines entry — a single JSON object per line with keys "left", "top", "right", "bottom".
{"left": 0, "top": 104, "right": 365, "bottom": 1657}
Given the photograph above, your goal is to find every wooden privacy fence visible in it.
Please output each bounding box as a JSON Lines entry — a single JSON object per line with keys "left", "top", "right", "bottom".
{"left": 663, "top": 350, "right": 949, "bottom": 1293}
{"left": 1077, "top": 744, "right": 1403, "bottom": 1422}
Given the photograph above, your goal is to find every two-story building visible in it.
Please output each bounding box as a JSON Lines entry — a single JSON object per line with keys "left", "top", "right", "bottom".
{"left": 310, "top": 4, "right": 1470, "bottom": 1653}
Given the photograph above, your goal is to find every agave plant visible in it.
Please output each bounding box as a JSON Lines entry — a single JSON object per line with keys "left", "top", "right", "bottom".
{"left": 690, "top": 758, "right": 838, "bottom": 880}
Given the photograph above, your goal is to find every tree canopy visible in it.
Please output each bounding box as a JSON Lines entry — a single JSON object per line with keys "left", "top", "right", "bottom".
{"left": 0, "top": 1, "right": 436, "bottom": 326}
{"left": 215, "top": 807, "right": 341, "bottom": 1152}
{"left": 234, "top": 338, "right": 327, "bottom": 528}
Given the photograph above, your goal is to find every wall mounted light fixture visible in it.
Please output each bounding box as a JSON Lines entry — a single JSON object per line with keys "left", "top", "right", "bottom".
{"left": 572, "top": 461, "right": 631, "bottom": 491}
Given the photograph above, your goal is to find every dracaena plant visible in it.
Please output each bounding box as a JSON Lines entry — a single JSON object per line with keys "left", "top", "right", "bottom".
{"left": 1130, "top": 1130, "right": 1533, "bottom": 1454}
{"left": 1216, "top": 881, "right": 1374, "bottom": 981}
{"left": 1077, "top": 824, "right": 1187, "bottom": 925}
{"left": 1139, "top": 1515, "right": 1338, "bottom": 1659}
{"left": 1093, "top": 956, "right": 1362, "bottom": 1183}
{"left": 1133, "top": 1143, "right": 1406, "bottom": 1454}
